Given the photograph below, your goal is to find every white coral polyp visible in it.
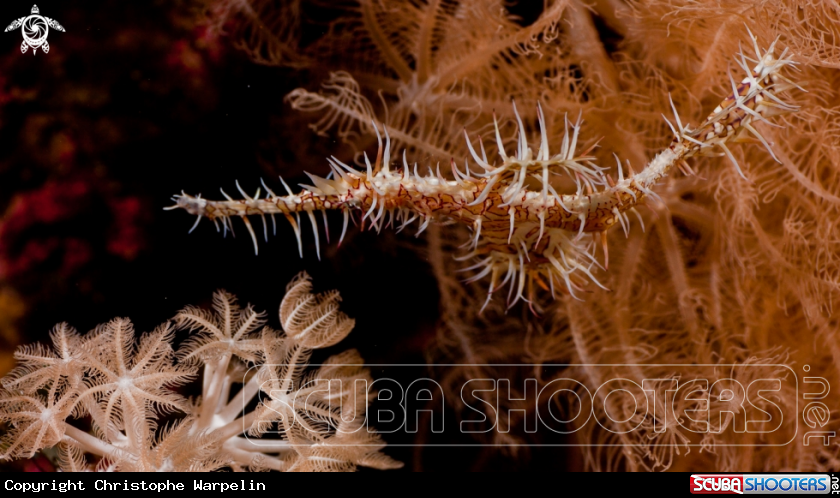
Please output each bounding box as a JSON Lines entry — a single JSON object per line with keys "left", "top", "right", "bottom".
{"left": 0, "top": 272, "right": 401, "bottom": 472}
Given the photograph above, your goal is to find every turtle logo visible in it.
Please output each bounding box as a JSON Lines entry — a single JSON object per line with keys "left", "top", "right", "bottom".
{"left": 4, "top": 5, "right": 64, "bottom": 55}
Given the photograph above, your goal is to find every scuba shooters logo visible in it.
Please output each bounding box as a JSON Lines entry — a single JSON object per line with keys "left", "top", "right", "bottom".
{"left": 690, "top": 475, "right": 832, "bottom": 494}
{"left": 4, "top": 5, "right": 65, "bottom": 55}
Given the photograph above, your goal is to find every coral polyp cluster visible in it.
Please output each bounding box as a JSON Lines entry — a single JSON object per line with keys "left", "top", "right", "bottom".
{"left": 170, "top": 34, "right": 800, "bottom": 310}
{"left": 0, "top": 273, "right": 400, "bottom": 472}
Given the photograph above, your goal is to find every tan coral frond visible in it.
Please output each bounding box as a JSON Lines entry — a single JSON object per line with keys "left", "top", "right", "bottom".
{"left": 0, "top": 389, "right": 77, "bottom": 460}
{"left": 176, "top": 290, "right": 267, "bottom": 363}
{"left": 279, "top": 272, "right": 355, "bottom": 349}
{"left": 2, "top": 322, "right": 85, "bottom": 393}
{"left": 57, "top": 441, "right": 90, "bottom": 472}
